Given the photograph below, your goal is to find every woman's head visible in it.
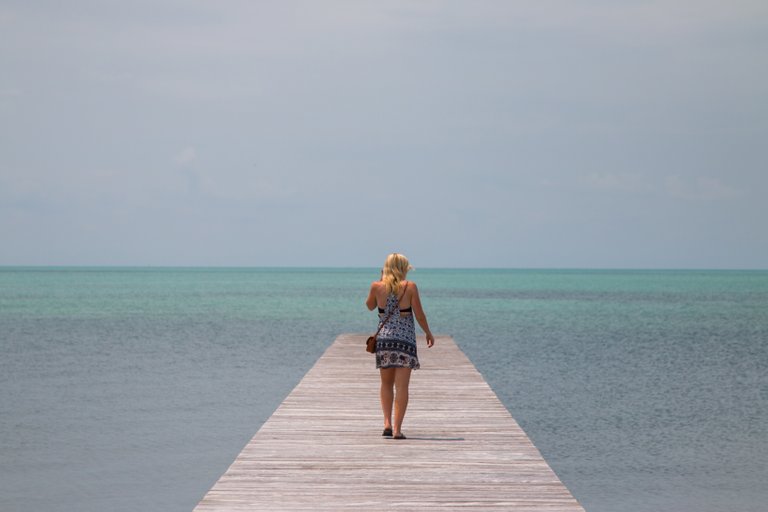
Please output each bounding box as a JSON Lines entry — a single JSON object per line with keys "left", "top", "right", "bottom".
{"left": 382, "top": 253, "right": 413, "bottom": 294}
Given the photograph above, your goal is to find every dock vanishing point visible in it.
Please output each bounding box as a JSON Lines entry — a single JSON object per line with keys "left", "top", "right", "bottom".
{"left": 194, "top": 334, "right": 585, "bottom": 511}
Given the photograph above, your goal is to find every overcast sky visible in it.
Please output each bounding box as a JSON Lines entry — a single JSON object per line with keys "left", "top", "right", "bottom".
{"left": 1, "top": 1, "right": 766, "bottom": 268}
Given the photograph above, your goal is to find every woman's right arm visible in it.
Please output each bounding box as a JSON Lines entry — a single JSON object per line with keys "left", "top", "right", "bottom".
{"left": 410, "top": 283, "right": 435, "bottom": 348}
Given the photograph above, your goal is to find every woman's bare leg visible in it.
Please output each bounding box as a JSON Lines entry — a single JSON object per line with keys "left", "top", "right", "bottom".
{"left": 379, "top": 368, "right": 396, "bottom": 430}
{"left": 393, "top": 368, "right": 412, "bottom": 436}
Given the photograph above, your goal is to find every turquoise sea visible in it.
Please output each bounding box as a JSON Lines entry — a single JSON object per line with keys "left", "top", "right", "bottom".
{"left": 1, "top": 267, "right": 766, "bottom": 511}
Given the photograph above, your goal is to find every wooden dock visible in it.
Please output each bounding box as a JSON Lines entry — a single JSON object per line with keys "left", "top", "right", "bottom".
{"left": 194, "top": 334, "right": 585, "bottom": 511}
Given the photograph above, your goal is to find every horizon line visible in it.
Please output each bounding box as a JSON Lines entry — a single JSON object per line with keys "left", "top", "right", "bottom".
{"left": 1, "top": 265, "right": 766, "bottom": 272}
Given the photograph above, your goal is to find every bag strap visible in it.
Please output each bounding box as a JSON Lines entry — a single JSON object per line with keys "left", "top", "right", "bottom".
{"left": 373, "top": 282, "right": 408, "bottom": 338}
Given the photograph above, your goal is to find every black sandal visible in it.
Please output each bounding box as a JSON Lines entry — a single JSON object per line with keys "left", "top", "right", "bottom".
{"left": 393, "top": 433, "right": 406, "bottom": 440}
{"left": 382, "top": 428, "right": 393, "bottom": 437}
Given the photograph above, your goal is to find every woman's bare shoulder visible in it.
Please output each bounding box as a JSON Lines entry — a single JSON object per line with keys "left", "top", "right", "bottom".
{"left": 403, "top": 280, "right": 419, "bottom": 295}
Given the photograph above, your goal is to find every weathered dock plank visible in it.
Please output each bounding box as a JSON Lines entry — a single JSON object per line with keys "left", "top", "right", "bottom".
{"left": 194, "top": 334, "right": 584, "bottom": 511}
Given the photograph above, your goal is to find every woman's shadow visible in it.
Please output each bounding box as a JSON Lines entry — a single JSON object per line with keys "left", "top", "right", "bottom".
{"left": 392, "top": 436, "right": 465, "bottom": 441}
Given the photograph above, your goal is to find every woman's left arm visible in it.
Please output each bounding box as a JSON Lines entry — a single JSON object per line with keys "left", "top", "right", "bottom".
{"left": 365, "top": 282, "right": 378, "bottom": 311}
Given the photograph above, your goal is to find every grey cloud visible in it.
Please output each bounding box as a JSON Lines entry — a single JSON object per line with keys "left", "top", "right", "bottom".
{"left": 1, "top": 1, "right": 766, "bottom": 267}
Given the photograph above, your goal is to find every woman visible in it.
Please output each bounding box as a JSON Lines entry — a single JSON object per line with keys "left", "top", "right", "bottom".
{"left": 366, "top": 253, "right": 435, "bottom": 439}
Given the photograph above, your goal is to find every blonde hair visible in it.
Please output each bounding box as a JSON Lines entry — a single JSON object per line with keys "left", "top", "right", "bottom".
{"left": 382, "top": 253, "right": 413, "bottom": 295}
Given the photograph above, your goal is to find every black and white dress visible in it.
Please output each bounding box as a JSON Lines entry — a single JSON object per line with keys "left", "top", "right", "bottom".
{"left": 375, "top": 292, "right": 420, "bottom": 369}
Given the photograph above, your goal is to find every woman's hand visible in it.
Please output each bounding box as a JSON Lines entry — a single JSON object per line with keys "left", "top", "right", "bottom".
{"left": 426, "top": 333, "right": 435, "bottom": 348}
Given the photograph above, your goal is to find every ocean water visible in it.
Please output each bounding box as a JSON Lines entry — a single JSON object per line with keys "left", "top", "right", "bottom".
{"left": 1, "top": 267, "right": 766, "bottom": 512}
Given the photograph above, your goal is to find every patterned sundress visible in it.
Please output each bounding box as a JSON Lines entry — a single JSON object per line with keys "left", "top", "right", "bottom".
{"left": 375, "top": 291, "right": 420, "bottom": 369}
